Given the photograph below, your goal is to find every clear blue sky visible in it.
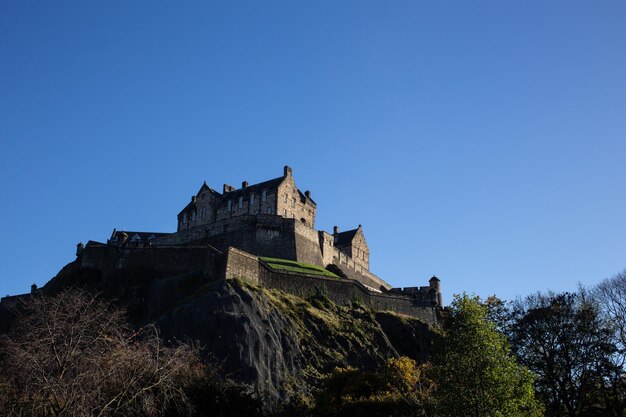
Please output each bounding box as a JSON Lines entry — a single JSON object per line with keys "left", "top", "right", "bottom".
{"left": 1, "top": 1, "right": 625, "bottom": 304}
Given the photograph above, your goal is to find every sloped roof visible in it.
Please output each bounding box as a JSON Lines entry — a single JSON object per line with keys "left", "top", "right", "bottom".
{"left": 197, "top": 181, "right": 220, "bottom": 196}
{"left": 297, "top": 189, "right": 317, "bottom": 206}
{"left": 178, "top": 201, "right": 197, "bottom": 216}
{"left": 222, "top": 176, "right": 285, "bottom": 200}
{"left": 334, "top": 228, "right": 359, "bottom": 248}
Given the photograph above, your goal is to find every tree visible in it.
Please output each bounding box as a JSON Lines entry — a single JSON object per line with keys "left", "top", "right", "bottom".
{"left": 0, "top": 289, "right": 203, "bottom": 417}
{"left": 594, "top": 272, "right": 626, "bottom": 415}
{"left": 595, "top": 270, "right": 626, "bottom": 362}
{"left": 312, "top": 357, "right": 434, "bottom": 417}
{"left": 430, "top": 294, "right": 542, "bottom": 417}
{"left": 508, "top": 291, "right": 621, "bottom": 417}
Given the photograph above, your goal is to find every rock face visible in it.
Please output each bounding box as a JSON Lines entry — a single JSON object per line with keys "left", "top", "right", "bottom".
{"left": 5, "top": 262, "right": 434, "bottom": 404}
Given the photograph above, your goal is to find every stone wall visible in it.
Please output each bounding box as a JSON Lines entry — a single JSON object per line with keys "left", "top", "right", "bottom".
{"left": 222, "top": 247, "right": 438, "bottom": 325}
{"left": 81, "top": 244, "right": 222, "bottom": 277}
{"left": 224, "top": 247, "right": 260, "bottom": 284}
{"left": 293, "top": 220, "right": 324, "bottom": 266}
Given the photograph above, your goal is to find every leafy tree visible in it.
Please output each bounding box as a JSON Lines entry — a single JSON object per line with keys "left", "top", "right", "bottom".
{"left": 313, "top": 356, "right": 434, "bottom": 417}
{"left": 430, "top": 294, "right": 542, "bottom": 417}
{"left": 0, "top": 289, "right": 203, "bottom": 417}
{"left": 508, "top": 291, "right": 621, "bottom": 417}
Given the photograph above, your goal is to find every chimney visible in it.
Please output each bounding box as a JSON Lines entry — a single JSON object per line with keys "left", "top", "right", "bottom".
{"left": 333, "top": 226, "right": 339, "bottom": 235}
{"left": 191, "top": 195, "right": 196, "bottom": 203}
{"left": 31, "top": 284, "right": 37, "bottom": 294}
{"left": 304, "top": 190, "right": 311, "bottom": 199}
{"left": 76, "top": 242, "right": 85, "bottom": 257}
{"left": 242, "top": 181, "right": 249, "bottom": 188}
{"left": 283, "top": 165, "right": 292, "bottom": 177}
{"left": 223, "top": 184, "right": 234, "bottom": 193}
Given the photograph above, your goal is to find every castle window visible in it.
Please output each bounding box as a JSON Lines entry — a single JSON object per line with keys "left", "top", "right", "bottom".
{"left": 250, "top": 193, "right": 255, "bottom": 205}
{"left": 283, "top": 194, "right": 287, "bottom": 203}
{"left": 267, "top": 207, "right": 273, "bottom": 214}
{"left": 227, "top": 200, "right": 232, "bottom": 212}
{"left": 238, "top": 196, "right": 243, "bottom": 209}
{"left": 291, "top": 198, "right": 296, "bottom": 208}
{"left": 183, "top": 214, "right": 187, "bottom": 224}
{"left": 284, "top": 209, "right": 287, "bottom": 217}
{"left": 262, "top": 190, "right": 267, "bottom": 202}
{"left": 191, "top": 211, "right": 196, "bottom": 221}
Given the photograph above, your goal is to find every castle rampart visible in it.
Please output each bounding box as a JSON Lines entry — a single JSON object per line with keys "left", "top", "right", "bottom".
{"left": 223, "top": 247, "right": 439, "bottom": 325}
{"left": 2, "top": 165, "right": 443, "bottom": 323}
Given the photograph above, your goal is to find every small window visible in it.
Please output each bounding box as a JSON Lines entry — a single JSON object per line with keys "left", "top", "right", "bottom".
{"left": 227, "top": 200, "right": 232, "bottom": 212}
{"left": 283, "top": 194, "right": 287, "bottom": 203}
{"left": 250, "top": 193, "right": 255, "bottom": 205}
{"left": 183, "top": 214, "right": 187, "bottom": 224}
{"left": 291, "top": 198, "right": 296, "bottom": 208}
{"left": 284, "top": 209, "right": 287, "bottom": 216}
{"left": 267, "top": 207, "right": 273, "bottom": 214}
{"left": 262, "top": 190, "right": 267, "bottom": 202}
{"left": 238, "top": 196, "right": 243, "bottom": 209}
{"left": 191, "top": 211, "right": 196, "bottom": 221}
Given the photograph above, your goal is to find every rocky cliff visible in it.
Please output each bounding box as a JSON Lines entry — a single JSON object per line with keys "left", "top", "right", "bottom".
{"left": 4, "top": 261, "right": 434, "bottom": 404}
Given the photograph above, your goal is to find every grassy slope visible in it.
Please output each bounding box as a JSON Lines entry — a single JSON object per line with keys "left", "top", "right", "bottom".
{"left": 259, "top": 257, "right": 339, "bottom": 278}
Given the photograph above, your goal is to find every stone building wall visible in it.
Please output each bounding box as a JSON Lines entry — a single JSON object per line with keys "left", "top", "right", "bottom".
{"left": 275, "top": 170, "right": 316, "bottom": 227}
{"left": 293, "top": 220, "right": 324, "bottom": 266}
{"left": 215, "top": 187, "right": 278, "bottom": 222}
{"left": 81, "top": 244, "right": 221, "bottom": 277}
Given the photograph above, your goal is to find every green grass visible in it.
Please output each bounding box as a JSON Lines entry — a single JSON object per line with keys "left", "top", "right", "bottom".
{"left": 259, "top": 257, "right": 339, "bottom": 278}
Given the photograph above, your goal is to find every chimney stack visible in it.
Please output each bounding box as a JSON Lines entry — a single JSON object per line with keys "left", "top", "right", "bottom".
{"left": 305, "top": 190, "right": 311, "bottom": 199}
{"left": 284, "top": 165, "right": 292, "bottom": 177}
{"left": 191, "top": 196, "right": 196, "bottom": 203}
{"left": 333, "top": 226, "right": 339, "bottom": 235}
{"left": 242, "top": 181, "right": 249, "bottom": 188}
{"left": 223, "top": 184, "right": 234, "bottom": 193}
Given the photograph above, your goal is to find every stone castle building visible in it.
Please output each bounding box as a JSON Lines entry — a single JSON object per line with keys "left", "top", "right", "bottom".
{"left": 3, "top": 165, "right": 443, "bottom": 323}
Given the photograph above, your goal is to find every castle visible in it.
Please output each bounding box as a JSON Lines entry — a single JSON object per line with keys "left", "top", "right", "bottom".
{"left": 4, "top": 166, "right": 443, "bottom": 324}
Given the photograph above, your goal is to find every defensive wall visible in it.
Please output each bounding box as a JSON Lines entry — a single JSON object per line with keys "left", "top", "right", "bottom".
{"left": 80, "top": 243, "right": 223, "bottom": 278}
{"left": 224, "top": 247, "right": 439, "bottom": 325}
{"left": 152, "top": 214, "right": 389, "bottom": 290}
{"left": 4, "top": 244, "right": 439, "bottom": 325}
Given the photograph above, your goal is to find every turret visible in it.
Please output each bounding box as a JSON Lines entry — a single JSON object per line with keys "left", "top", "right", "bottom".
{"left": 429, "top": 275, "right": 442, "bottom": 307}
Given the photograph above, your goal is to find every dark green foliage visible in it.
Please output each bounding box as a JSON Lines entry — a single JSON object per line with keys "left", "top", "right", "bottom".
{"left": 509, "top": 291, "right": 623, "bottom": 417}
{"left": 430, "top": 294, "right": 543, "bottom": 417}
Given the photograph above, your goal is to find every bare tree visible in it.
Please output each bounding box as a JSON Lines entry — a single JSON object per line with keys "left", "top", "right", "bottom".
{"left": 596, "top": 270, "right": 626, "bottom": 362}
{"left": 0, "top": 289, "right": 203, "bottom": 417}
